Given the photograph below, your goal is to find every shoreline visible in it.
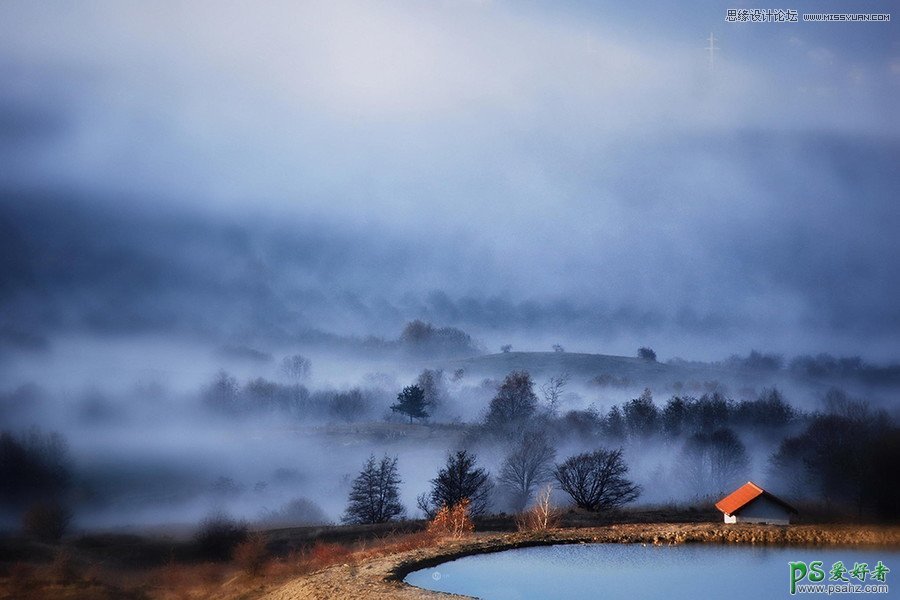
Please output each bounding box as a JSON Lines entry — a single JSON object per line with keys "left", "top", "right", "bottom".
{"left": 262, "top": 523, "right": 900, "bottom": 600}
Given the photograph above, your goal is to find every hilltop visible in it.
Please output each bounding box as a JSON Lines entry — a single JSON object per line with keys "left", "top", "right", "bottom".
{"left": 436, "top": 351, "right": 770, "bottom": 393}
{"left": 445, "top": 351, "right": 676, "bottom": 380}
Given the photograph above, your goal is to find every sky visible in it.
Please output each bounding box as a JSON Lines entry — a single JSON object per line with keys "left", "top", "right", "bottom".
{"left": 1, "top": 0, "right": 898, "bottom": 360}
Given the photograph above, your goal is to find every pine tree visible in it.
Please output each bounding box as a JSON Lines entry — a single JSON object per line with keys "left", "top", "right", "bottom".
{"left": 342, "top": 455, "right": 405, "bottom": 524}
{"left": 417, "top": 450, "right": 493, "bottom": 517}
{"left": 391, "top": 385, "right": 429, "bottom": 423}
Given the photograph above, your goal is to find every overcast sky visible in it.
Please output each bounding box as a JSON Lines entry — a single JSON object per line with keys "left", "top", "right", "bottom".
{"left": 1, "top": 1, "right": 898, "bottom": 359}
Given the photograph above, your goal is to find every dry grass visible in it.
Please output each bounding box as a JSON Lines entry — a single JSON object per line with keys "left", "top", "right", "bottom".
{"left": 305, "top": 540, "right": 351, "bottom": 571}
{"left": 152, "top": 562, "right": 229, "bottom": 600}
{"left": 48, "top": 548, "right": 78, "bottom": 585}
{"left": 118, "top": 529, "right": 435, "bottom": 598}
{"left": 233, "top": 533, "right": 269, "bottom": 577}
{"left": 0, "top": 556, "right": 150, "bottom": 600}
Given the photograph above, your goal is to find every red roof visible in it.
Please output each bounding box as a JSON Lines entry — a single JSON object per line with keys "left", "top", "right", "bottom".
{"left": 715, "top": 481, "right": 798, "bottom": 515}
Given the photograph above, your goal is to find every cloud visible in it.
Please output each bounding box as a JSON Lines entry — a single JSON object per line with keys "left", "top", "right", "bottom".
{"left": 3, "top": 125, "right": 898, "bottom": 360}
{"left": 0, "top": 1, "right": 897, "bottom": 360}
{"left": 5, "top": 0, "right": 892, "bottom": 209}
{"left": 807, "top": 47, "right": 835, "bottom": 64}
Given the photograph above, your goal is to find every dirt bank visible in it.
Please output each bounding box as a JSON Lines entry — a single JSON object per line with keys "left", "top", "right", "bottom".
{"left": 261, "top": 523, "right": 900, "bottom": 600}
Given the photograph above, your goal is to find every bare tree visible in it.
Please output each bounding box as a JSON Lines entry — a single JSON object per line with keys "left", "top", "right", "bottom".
{"left": 554, "top": 448, "right": 641, "bottom": 512}
{"left": 515, "top": 484, "right": 560, "bottom": 531}
{"left": 706, "top": 429, "right": 748, "bottom": 491}
{"left": 342, "top": 455, "right": 405, "bottom": 524}
{"left": 498, "top": 431, "right": 557, "bottom": 511}
{"left": 416, "top": 369, "right": 445, "bottom": 414}
{"left": 280, "top": 354, "right": 311, "bottom": 381}
{"left": 539, "top": 372, "right": 570, "bottom": 416}
{"left": 203, "top": 370, "right": 239, "bottom": 412}
{"left": 328, "top": 389, "right": 366, "bottom": 423}
{"left": 680, "top": 428, "right": 748, "bottom": 497}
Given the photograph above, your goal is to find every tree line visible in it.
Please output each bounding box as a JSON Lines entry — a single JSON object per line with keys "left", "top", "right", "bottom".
{"left": 386, "top": 370, "right": 898, "bottom": 520}
{"left": 342, "top": 446, "right": 641, "bottom": 525}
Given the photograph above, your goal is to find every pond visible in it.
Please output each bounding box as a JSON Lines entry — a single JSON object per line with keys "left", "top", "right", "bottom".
{"left": 404, "top": 543, "right": 897, "bottom": 599}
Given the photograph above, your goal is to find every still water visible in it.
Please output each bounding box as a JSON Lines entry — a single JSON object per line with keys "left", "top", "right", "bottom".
{"left": 405, "top": 543, "right": 897, "bottom": 599}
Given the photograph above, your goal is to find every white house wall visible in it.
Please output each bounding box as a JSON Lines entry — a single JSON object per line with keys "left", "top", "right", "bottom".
{"left": 726, "top": 495, "right": 792, "bottom": 525}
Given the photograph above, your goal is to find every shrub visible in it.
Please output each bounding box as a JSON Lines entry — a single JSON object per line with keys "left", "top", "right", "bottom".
{"left": 194, "top": 511, "right": 248, "bottom": 561}
{"left": 426, "top": 498, "right": 474, "bottom": 539}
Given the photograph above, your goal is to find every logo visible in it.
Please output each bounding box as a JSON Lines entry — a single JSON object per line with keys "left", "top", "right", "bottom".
{"left": 789, "top": 560, "right": 890, "bottom": 595}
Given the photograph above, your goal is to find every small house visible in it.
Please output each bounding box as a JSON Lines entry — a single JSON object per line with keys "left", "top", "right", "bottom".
{"left": 715, "top": 481, "right": 797, "bottom": 525}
